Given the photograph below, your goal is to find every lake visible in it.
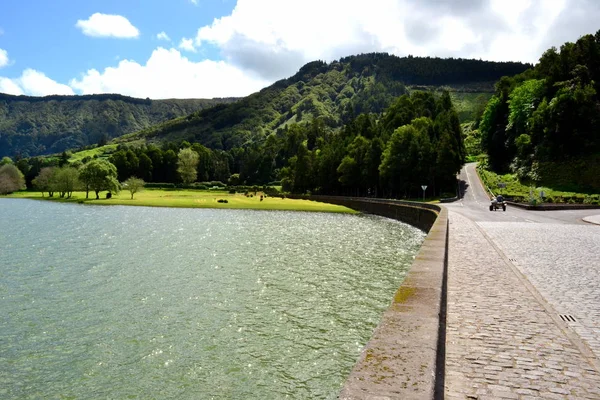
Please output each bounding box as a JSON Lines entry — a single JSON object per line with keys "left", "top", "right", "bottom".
{"left": 0, "top": 198, "right": 425, "bottom": 399}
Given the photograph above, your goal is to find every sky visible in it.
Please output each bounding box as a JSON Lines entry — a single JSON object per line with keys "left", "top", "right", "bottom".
{"left": 0, "top": 0, "right": 599, "bottom": 99}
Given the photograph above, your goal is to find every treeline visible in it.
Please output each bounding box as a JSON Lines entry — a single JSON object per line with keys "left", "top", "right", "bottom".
{"left": 339, "top": 53, "right": 531, "bottom": 85}
{"left": 480, "top": 30, "right": 600, "bottom": 191}
{"left": 0, "top": 93, "right": 155, "bottom": 104}
{"left": 8, "top": 91, "right": 464, "bottom": 199}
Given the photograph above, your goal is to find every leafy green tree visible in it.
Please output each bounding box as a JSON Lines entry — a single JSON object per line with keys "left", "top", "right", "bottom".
{"left": 137, "top": 153, "right": 153, "bottom": 181}
{"left": 162, "top": 149, "right": 179, "bottom": 183}
{"left": 32, "top": 167, "right": 56, "bottom": 197}
{"left": 480, "top": 95, "right": 510, "bottom": 171}
{"left": 191, "top": 143, "right": 213, "bottom": 182}
{"left": 123, "top": 176, "right": 145, "bottom": 199}
{"left": 337, "top": 135, "right": 370, "bottom": 194}
{"left": 110, "top": 148, "right": 139, "bottom": 182}
{"left": 0, "top": 156, "right": 13, "bottom": 166}
{"left": 292, "top": 142, "right": 313, "bottom": 194}
{"left": 507, "top": 79, "right": 545, "bottom": 135}
{"left": 79, "top": 159, "right": 120, "bottom": 199}
{"left": 177, "top": 148, "right": 199, "bottom": 184}
{"left": 53, "top": 167, "right": 79, "bottom": 198}
{"left": 146, "top": 145, "right": 164, "bottom": 181}
{"left": 0, "top": 164, "right": 26, "bottom": 194}
{"left": 380, "top": 124, "right": 433, "bottom": 197}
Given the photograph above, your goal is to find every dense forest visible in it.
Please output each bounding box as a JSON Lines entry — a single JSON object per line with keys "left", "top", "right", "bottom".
{"left": 480, "top": 30, "right": 600, "bottom": 191}
{"left": 0, "top": 94, "right": 236, "bottom": 158}
{"left": 114, "top": 54, "right": 530, "bottom": 150}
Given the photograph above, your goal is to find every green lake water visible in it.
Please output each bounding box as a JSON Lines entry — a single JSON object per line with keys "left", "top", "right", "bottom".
{"left": 0, "top": 199, "right": 425, "bottom": 399}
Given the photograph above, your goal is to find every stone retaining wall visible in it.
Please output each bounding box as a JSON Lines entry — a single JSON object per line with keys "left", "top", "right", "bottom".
{"left": 295, "top": 196, "right": 448, "bottom": 399}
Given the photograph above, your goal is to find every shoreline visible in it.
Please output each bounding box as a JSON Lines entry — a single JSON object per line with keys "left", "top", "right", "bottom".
{"left": 5, "top": 189, "right": 357, "bottom": 214}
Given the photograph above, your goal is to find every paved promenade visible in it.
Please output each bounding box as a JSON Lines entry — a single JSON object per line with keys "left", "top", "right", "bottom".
{"left": 445, "top": 211, "right": 600, "bottom": 399}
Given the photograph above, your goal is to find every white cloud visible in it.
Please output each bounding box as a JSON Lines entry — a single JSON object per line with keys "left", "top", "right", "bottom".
{"left": 0, "top": 77, "right": 24, "bottom": 95}
{"left": 76, "top": 13, "right": 140, "bottom": 38}
{"left": 6, "top": 0, "right": 600, "bottom": 100}
{"left": 190, "top": 0, "right": 199, "bottom": 5}
{"left": 0, "top": 48, "right": 9, "bottom": 68}
{"left": 157, "top": 31, "right": 171, "bottom": 41}
{"left": 192, "top": 0, "right": 598, "bottom": 81}
{"left": 0, "top": 69, "right": 74, "bottom": 96}
{"left": 69, "top": 47, "right": 269, "bottom": 99}
{"left": 179, "top": 37, "right": 196, "bottom": 52}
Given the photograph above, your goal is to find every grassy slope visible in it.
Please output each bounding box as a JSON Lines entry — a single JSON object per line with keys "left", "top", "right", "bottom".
{"left": 477, "top": 166, "right": 600, "bottom": 204}
{"left": 69, "top": 144, "right": 118, "bottom": 162}
{"left": 9, "top": 189, "right": 356, "bottom": 213}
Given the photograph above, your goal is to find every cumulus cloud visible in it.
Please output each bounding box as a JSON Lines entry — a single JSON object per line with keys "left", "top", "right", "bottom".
{"left": 192, "top": 0, "right": 598, "bottom": 81}
{"left": 6, "top": 0, "right": 600, "bottom": 99}
{"left": 69, "top": 47, "right": 269, "bottom": 99}
{"left": 179, "top": 37, "right": 196, "bottom": 52}
{"left": 0, "top": 48, "right": 9, "bottom": 68}
{"left": 156, "top": 31, "right": 171, "bottom": 41}
{"left": 0, "top": 77, "right": 24, "bottom": 95}
{"left": 76, "top": 13, "right": 140, "bottom": 38}
{"left": 0, "top": 69, "right": 74, "bottom": 96}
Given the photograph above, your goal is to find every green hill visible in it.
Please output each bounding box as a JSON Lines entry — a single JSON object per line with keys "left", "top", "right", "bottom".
{"left": 114, "top": 54, "right": 530, "bottom": 150}
{"left": 479, "top": 30, "right": 600, "bottom": 192}
{"left": 0, "top": 93, "right": 237, "bottom": 158}
{"left": 5, "top": 53, "right": 533, "bottom": 198}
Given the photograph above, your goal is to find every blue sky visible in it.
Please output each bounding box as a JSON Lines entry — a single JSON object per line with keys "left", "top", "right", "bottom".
{"left": 1, "top": 0, "right": 599, "bottom": 99}
{"left": 0, "top": 0, "right": 231, "bottom": 82}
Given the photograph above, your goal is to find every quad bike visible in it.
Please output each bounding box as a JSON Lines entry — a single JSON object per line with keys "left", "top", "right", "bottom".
{"left": 489, "top": 196, "right": 506, "bottom": 211}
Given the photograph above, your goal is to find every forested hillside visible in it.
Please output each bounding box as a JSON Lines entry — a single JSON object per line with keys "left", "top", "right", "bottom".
{"left": 0, "top": 94, "right": 236, "bottom": 158}
{"left": 10, "top": 90, "right": 466, "bottom": 198}
{"left": 480, "top": 30, "right": 600, "bottom": 191}
{"left": 6, "top": 53, "right": 533, "bottom": 199}
{"left": 117, "top": 54, "right": 530, "bottom": 150}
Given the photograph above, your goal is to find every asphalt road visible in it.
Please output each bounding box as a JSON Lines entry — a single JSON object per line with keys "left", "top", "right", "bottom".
{"left": 445, "top": 162, "right": 600, "bottom": 225}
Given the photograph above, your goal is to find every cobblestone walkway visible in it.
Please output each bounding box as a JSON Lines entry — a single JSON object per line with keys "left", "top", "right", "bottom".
{"left": 445, "top": 211, "right": 600, "bottom": 399}
{"left": 479, "top": 222, "right": 600, "bottom": 361}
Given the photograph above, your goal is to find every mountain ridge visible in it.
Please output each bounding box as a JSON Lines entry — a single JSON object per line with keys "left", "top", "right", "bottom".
{"left": 0, "top": 93, "right": 237, "bottom": 158}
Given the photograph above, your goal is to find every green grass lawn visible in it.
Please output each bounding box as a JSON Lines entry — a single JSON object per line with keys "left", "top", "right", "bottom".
{"left": 9, "top": 189, "right": 357, "bottom": 213}
{"left": 69, "top": 144, "right": 118, "bottom": 163}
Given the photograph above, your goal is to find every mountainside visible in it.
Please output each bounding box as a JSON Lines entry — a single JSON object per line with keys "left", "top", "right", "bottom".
{"left": 115, "top": 53, "right": 531, "bottom": 150}
{"left": 0, "top": 94, "right": 237, "bottom": 158}
{"left": 6, "top": 54, "right": 533, "bottom": 198}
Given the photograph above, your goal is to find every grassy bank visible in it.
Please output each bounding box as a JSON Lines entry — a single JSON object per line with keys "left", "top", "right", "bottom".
{"left": 477, "top": 166, "right": 600, "bottom": 205}
{"left": 8, "top": 189, "right": 356, "bottom": 213}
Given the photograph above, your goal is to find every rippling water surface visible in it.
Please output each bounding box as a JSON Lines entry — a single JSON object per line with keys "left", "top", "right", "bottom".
{"left": 0, "top": 199, "right": 425, "bottom": 399}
